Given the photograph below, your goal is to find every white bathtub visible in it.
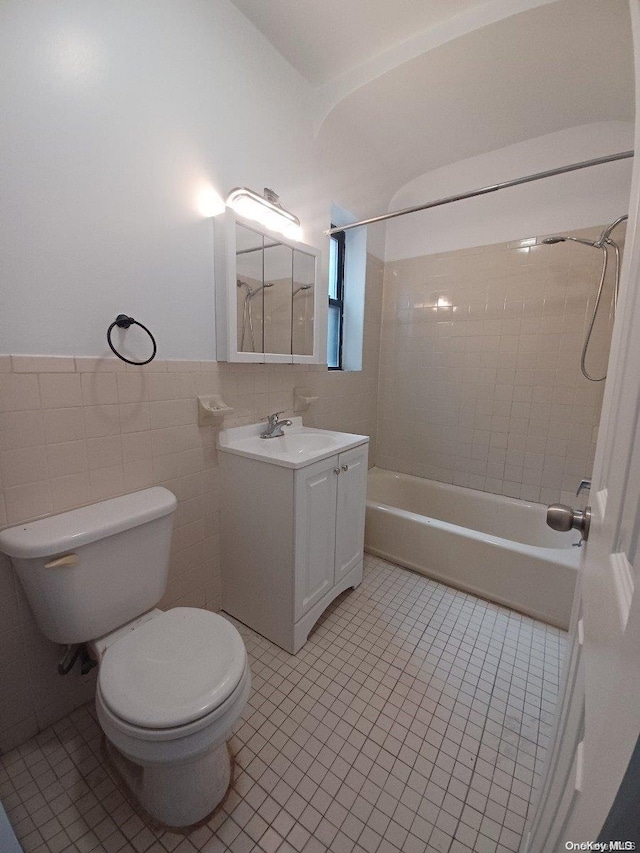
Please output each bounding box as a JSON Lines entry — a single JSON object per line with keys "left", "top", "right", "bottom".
{"left": 365, "top": 468, "right": 579, "bottom": 629}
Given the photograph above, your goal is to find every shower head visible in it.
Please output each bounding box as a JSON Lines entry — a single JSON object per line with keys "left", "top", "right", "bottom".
{"left": 238, "top": 279, "right": 275, "bottom": 298}
{"left": 248, "top": 281, "right": 274, "bottom": 299}
{"left": 544, "top": 215, "right": 628, "bottom": 250}
{"left": 293, "top": 284, "right": 313, "bottom": 296}
{"left": 542, "top": 235, "right": 599, "bottom": 248}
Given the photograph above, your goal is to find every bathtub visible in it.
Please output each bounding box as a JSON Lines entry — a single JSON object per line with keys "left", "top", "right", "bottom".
{"left": 365, "top": 468, "right": 579, "bottom": 629}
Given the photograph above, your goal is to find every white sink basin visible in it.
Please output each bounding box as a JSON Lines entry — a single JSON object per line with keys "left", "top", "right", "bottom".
{"left": 275, "top": 432, "right": 337, "bottom": 456}
{"left": 217, "top": 418, "right": 368, "bottom": 469}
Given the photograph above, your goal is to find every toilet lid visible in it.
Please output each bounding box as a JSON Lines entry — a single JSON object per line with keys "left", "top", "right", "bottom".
{"left": 98, "top": 608, "right": 247, "bottom": 729}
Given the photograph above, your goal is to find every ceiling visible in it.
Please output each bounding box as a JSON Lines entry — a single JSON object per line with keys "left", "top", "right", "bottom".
{"left": 316, "top": 0, "right": 634, "bottom": 190}
{"left": 229, "top": 0, "right": 634, "bottom": 214}
{"left": 229, "top": 0, "right": 521, "bottom": 85}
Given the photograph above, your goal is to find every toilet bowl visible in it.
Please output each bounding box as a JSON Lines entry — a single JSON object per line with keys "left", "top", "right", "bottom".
{"left": 91, "top": 607, "right": 251, "bottom": 826}
{"left": 0, "top": 488, "right": 251, "bottom": 828}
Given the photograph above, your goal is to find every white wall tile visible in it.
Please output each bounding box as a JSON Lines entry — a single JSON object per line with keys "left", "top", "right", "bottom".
{"left": 80, "top": 372, "right": 119, "bottom": 406}
{"left": 50, "top": 472, "right": 91, "bottom": 512}
{"left": 0, "top": 410, "right": 45, "bottom": 450}
{"left": 0, "top": 374, "right": 41, "bottom": 412}
{"left": 378, "top": 227, "right": 616, "bottom": 502}
{"left": 84, "top": 404, "right": 121, "bottom": 438}
{"left": 87, "top": 435, "right": 123, "bottom": 470}
{"left": 44, "top": 407, "right": 85, "bottom": 443}
{"left": 4, "top": 481, "right": 52, "bottom": 523}
{"left": 12, "top": 356, "right": 75, "bottom": 373}
{"left": 38, "top": 373, "right": 83, "bottom": 409}
{"left": 0, "top": 446, "right": 49, "bottom": 488}
{"left": 46, "top": 439, "right": 88, "bottom": 478}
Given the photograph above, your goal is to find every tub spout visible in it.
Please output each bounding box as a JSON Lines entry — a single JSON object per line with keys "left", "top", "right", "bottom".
{"left": 576, "top": 479, "right": 591, "bottom": 496}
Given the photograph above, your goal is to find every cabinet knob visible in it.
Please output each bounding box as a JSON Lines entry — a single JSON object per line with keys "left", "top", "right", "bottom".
{"left": 333, "top": 468, "right": 341, "bottom": 475}
{"left": 341, "top": 464, "right": 349, "bottom": 471}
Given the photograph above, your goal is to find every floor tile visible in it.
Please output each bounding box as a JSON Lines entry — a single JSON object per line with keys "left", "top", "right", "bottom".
{"left": 0, "top": 556, "right": 565, "bottom": 853}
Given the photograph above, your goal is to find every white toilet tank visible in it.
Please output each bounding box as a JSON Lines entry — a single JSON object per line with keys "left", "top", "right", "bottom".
{"left": 0, "top": 487, "right": 177, "bottom": 644}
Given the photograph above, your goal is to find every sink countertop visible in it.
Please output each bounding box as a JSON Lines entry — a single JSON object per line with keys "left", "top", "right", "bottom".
{"left": 217, "top": 417, "right": 369, "bottom": 469}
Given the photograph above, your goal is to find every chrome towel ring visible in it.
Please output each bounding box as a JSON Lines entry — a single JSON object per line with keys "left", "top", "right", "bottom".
{"left": 106, "top": 314, "right": 157, "bottom": 365}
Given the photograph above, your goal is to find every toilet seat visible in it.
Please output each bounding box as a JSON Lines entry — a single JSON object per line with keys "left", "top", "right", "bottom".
{"left": 98, "top": 607, "right": 247, "bottom": 730}
{"left": 96, "top": 661, "right": 251, "bottom": 745}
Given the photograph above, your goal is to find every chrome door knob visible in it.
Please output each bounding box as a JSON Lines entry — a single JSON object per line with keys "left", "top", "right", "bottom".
{"left": 546, "top": 503, "right": 591, "bottom": 540}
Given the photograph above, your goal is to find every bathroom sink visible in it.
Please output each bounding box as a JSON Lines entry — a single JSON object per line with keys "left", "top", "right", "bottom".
{"left": 276, "top": 432, "right": 337, "bottom": 456}
{"left": 217, "top": 418, "right": 368, "bottom": 469}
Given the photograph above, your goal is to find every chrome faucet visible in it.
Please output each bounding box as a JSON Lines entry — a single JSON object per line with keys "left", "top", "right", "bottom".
{"left": 261, "top": 411, "right": 292, "bottom": 439}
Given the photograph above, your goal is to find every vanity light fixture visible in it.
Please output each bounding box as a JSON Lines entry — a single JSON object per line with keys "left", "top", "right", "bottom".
{"left": 226, "top": 186, "right": 301, "bottom": 240}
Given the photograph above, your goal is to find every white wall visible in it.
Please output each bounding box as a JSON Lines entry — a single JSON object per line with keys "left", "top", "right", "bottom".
{"left": 2, "top": 4, "right": 633, "bottom": 357}
{"left": 384, "top": 122, "right": 634, "bottom": 261}
{"left": 0, "top": 0, "right": 380, "bottom": 359}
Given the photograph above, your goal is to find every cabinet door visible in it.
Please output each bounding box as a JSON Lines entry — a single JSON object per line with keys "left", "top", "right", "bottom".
{"left": 294, "top": 456, "right": 339, "bottom": 620}
{"left": 335, "top": 444, "right": 368, "bottom": 582}
{"left": 233, "top": 221, "right": 266, "bottom": 362}
{"left": 292, "top": 249, "right": 315, "bottom": 359}
{"left": 263, "top": 239, "right": 293, "bottom": 362}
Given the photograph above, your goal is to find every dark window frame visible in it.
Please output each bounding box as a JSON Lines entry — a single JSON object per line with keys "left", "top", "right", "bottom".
{"left": 328, "top": 226, "right": 345, "bottom": 370}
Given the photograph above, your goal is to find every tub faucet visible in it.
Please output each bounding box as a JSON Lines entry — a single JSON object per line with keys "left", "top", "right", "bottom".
{"left": 576, "top": 479, "right": 591, "bottom": 496}
{"left": 261, "top": 411, "right": 292, "bottom": 439}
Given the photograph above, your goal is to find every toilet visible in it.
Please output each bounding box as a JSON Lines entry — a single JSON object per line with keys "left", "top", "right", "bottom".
{"left": 0, "top": 487, "right": 251, "bottom": 828}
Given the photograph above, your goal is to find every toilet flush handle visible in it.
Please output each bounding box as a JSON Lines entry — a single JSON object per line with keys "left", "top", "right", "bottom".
{"left": 44, "top": 553, "right": 79, "bottom": 569}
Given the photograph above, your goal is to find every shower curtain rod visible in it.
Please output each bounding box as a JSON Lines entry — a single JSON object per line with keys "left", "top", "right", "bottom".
{"left": 326, "top": 150, "right": 634, "bottom": 236}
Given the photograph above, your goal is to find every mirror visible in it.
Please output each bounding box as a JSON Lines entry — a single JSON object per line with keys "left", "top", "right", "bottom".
{"left": 292, "top": 250, "right": 315, "bottom": 357}
{"left": 217, "top": 214, "right": 318, "bottom": 362}
{"left": 263, "top": 240, "right": 293, "bottom": 355}
{"left": 235, "top": 224, "right": 264, "bottom": 354}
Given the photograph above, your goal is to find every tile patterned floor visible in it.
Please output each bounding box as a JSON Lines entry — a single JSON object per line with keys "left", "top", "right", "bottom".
{"left": 0, "top": 556, "right": 566, "bottom": 853}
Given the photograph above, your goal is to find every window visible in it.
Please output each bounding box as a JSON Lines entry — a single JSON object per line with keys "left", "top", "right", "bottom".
{"left": 328, "top": 226, "right": 345, "bottom": 369}
{"left": 328, "top": 203, "right": 367, "bottom": 372}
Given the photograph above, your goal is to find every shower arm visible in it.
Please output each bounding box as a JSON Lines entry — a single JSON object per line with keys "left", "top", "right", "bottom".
{"left": 595, "top": 215, "right": 628, "bottom": 247}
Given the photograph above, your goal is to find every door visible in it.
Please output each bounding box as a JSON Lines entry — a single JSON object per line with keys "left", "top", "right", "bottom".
{"left": 335, "top": 444, "right": 368, "bottom": 582}
{"left": 523, "top": 6, "right": 640, "bottom": 844}
{"left": 294, "top": 456, "right": 338, "bottom": 620}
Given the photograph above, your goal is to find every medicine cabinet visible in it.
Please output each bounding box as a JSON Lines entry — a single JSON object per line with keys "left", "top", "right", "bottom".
{"left": 214, "top": 209, "right": 320, "bottom": 364}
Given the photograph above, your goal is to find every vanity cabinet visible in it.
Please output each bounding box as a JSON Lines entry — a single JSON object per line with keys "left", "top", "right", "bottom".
{"left": 219, "top": 435, "right": 368, "bottom": 654}
{"left": 295, "top": 444, "right": 368, "bottom": 622}
{"left": 214, "top": 208, "right": 320, "bottom": 364}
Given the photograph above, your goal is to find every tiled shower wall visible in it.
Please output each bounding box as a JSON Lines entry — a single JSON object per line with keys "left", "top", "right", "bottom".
{"left": 0, "top": 255, "right": 383, "bottom": 753}
{"left": 377, "top": 227, "right": 619, "bottom": 504}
